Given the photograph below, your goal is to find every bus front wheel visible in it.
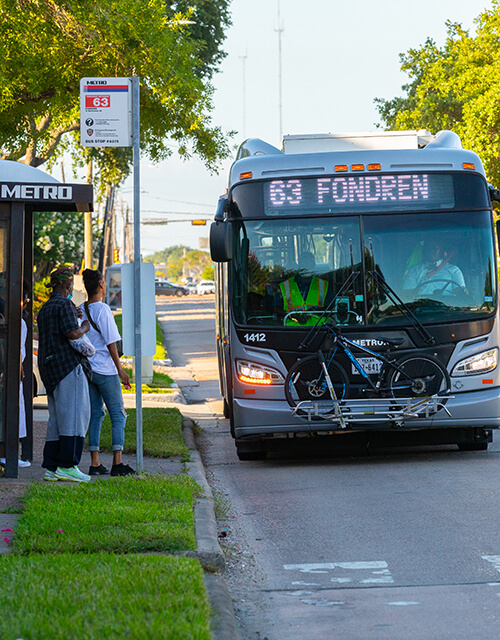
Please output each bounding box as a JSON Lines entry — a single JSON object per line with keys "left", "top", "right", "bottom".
{"left": 223, "top": 397, "right": 230, "bottom": 419}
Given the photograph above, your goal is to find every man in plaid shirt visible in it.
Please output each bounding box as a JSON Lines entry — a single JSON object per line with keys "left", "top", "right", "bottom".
{"left": 38, "top": 267, "right": 92, "bottom": 483}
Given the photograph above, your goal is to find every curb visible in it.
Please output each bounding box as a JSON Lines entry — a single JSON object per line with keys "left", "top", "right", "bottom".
{"left": 183, "top": 417, "right": 241, "bottom": 640}
{"left": 183, "top": 417, "right": 225, "bottom": 572}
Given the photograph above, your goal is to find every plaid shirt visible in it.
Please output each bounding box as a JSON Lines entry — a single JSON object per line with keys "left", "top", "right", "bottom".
{"left": 37, "top": 292, "right": 87, "bottom": 394}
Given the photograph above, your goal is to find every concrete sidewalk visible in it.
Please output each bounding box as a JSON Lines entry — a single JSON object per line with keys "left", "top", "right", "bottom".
{"left": 0, "top": 398, "right": 239, "bottom": 640}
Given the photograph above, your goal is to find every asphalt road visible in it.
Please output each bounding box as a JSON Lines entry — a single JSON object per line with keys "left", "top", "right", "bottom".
{"left": 158, "top": 295, "right": 500, "bottom": 640}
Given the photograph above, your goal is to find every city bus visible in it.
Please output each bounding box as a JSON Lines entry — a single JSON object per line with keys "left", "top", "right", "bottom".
{"left": 210, "top": 130, "right": 500, "bottom": 460}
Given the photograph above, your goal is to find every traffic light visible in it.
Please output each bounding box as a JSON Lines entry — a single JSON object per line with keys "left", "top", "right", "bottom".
{"left": 113, "top": 249, "right": 120, "bottom": 263}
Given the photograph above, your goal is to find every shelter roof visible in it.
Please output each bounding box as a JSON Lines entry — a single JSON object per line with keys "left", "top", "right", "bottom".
{"left": 0, "top": 160, "right": 93, "bottom": 212}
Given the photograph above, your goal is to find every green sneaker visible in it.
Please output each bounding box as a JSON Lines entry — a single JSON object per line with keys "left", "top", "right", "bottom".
{"left": 55, "top": 466, "right": 90, "bottom": 483}
{"left": 43, "top": 470, "right": 58, "bottom": 482}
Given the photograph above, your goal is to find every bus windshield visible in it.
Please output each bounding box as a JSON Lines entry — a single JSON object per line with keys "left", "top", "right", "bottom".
{"left": 231, "top": 210, "right": 496, "bottom": 327}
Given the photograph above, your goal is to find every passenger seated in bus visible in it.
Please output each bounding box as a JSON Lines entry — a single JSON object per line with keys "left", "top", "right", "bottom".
{"left": 402, "top": 239, "right": 466, "bottom": 297}
{"left": 274, "top": 251, "right": 331, "bottom": 326}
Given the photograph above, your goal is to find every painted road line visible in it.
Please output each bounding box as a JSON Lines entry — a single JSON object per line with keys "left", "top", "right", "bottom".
{"left": 482, "top": 556, "right": 500, "bottom": 573}
{"left": 284, "top": 561, "right": 395, "bottom": 585}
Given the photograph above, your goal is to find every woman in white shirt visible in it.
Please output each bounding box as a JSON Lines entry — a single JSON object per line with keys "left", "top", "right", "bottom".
{"left": 80, "top": 269, "right": 134, "bottom": 476}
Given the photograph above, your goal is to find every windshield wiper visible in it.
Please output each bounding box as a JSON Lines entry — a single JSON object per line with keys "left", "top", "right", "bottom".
{"left": 299, "top": 270, "right": 360, "bottom": 350}
{"left": 369, "top": 269, "right": 436, "bottom": 346}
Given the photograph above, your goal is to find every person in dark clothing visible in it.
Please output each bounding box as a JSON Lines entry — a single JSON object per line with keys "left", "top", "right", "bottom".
{"left": 38, "top": 267, "right": 92, "bottom": 482}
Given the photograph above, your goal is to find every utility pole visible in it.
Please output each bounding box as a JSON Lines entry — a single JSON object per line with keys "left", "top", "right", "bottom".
{"left": 85, "top": 160, "right": 93, "bottom": 269}
{"left": 98, "top": 185, "right": 115, "bottom": 274}
{"left": 275, "top": 0, "right": 284, "bottom": 143}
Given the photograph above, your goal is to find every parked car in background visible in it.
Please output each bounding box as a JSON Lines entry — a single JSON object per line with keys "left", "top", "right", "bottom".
{"left": 155, "top": 281, "right": 189, "bottom": 297}
{"left": 196, "top": 280, "right": 215, "bottom": 295}
{"left": 185, "top": 283, "right": 197, "bottom": 294}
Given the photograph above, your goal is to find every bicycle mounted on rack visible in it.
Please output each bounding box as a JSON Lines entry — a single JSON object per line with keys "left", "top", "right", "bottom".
{"left": 284, "top": 272, "right": 452, "bottom": 429}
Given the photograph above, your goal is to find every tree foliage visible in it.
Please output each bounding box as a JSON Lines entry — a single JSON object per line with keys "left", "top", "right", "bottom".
{"left": 34, "top": 211, "right": 84, "bottom": 278}
{"left": 375, "top": 1, "right": 500, "bottom": 185}
{"left": 33, "top": 209, "right": 102, "bottom": 279}
{"left": 145, "top": 244, "right": 213, "bottom": 280}
{"left": 0, "top": 0, "right": 232, "bottom": 192}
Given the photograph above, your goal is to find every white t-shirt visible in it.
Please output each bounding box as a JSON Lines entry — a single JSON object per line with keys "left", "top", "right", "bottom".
{"left": 403, "top": 260, "right": 466, "bottom": 296}
{"left": 79, "top": 301, "right": 121, "bottom": 375}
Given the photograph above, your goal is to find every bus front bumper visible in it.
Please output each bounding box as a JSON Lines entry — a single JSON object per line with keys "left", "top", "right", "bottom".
{"left": 232, "top": 387, "right": 500, "bottom": 439}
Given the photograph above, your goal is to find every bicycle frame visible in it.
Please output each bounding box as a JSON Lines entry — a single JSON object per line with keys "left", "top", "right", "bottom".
{"left": 325, "top": 328, "right": 396, "bottom": 391}
{"left": 322, "top": 325, "right": 431, "bottom": 397}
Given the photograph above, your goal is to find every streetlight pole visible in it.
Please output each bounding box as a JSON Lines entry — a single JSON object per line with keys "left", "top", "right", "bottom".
{"left": 275, "top": 0, "right": 284, "bottom": 143}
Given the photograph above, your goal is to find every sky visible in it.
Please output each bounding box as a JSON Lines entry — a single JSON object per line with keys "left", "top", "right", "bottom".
{"left": 118, "top": 0, "right": 491, "bottom": 256}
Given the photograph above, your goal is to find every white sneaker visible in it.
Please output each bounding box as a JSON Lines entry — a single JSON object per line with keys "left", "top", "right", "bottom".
{"left": 55, "top": 466, "right": 91, "bottom": 483}
{"left": 44, "top": 470, "right": 58, "bottom": 482}
{"left": 0, "top": 458, "right": 31, "bottom": 467}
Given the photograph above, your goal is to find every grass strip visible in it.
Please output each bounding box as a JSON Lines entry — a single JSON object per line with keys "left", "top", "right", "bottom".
{"left": 122, "top": 366, "right": 175, "bottom": 394}
{"left": 0, "top": 553, "right": 211, "bottom": 640}
{"left": 114, "top": 313, "right": 166, "bottom": 360}
{"left": 98, "top": 407, "right": 189, "bottom": 458}
{"left": 13, "top": 474, "right": 200, "bottom": 554}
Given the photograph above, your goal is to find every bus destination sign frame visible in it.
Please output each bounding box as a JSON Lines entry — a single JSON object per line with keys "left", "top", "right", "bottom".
{"left": 263, "top": 173, "right": 455, "bottom": 215}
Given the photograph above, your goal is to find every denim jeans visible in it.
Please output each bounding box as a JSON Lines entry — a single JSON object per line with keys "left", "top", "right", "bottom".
{"left": 88, "top": 371, "right": 126, "bottom": 452}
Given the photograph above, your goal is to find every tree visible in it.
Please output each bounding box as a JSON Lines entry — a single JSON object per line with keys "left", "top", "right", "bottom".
{"left": 144, "top": 244, "right": 213, "bottom": 280}
{"left": 375, "top": 1, "right": 500, "bottom": 185}
{"left": 0, "top": 0, "right": 232, "bottom": 192}
{"left": 33, "top": 210, "right": 86, "bottom": 278}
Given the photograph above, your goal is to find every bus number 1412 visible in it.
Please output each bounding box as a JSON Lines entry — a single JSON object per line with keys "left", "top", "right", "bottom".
{"left": 244, "top": 333, "right": 266, "bottom": 343}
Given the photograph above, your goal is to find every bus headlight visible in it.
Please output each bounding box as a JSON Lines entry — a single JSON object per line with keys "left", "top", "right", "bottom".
{"left": 451, "top": 348, "right": 498, "bottom": 377}
{"left": 236, "top": 359, "right": 285, "bottom": 385}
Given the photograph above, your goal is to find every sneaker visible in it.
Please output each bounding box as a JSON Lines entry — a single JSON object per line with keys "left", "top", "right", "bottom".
{"left": 89, "top": 464, "right": 109, "bottom": 476}
{"left": 1, "top": 458, "right": 31, "bottom": 468}
{"left": 110, "top": 463, "right": 136, "bottom": 476}
{"left": 44, "top": 470, "right": 59, "bottom": 482}
{"left": 55, "top": 466, "right": 91, "bottom": 483}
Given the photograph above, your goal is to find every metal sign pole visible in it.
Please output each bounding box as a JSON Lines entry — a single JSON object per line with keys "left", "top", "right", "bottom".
{"left": 132, "top": 76, "right": 143, "bottom": 472}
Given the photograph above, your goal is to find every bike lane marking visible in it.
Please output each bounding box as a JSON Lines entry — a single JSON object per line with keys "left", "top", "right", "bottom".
{"left": 284, "top": 561, "right": 395, "bottom": 585}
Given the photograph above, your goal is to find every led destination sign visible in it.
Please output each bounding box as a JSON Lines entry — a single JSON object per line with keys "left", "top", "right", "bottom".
{"left": 264, "top": 173, "right": 455, "bottom": 215}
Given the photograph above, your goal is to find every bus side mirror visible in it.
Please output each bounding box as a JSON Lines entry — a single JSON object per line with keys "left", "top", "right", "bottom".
{"left": 210, "top": 221, "right": 233, "bottom": 262}
{"left": 489, "top": 184, "right": 500, "bottom": 205}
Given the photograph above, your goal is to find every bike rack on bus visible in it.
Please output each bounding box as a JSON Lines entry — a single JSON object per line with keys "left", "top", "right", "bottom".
{"left": 291, "top": 395, "right": 453, "bottom": 429}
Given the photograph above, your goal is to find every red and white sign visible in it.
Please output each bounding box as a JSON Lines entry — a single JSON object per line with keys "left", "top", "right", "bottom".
{"left": 80, "top": 77, "right": 132, "bottom": 147}
{"left": 85, "top": 95, "right": 111, "bottom": 109}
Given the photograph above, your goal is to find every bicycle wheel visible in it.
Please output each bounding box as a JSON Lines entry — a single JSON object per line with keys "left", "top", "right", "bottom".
{"left": 387, "top": 354, "right": 451, "bottom": 399}
{"left": 285, "top": 355, "right": 350, "bottom": 415}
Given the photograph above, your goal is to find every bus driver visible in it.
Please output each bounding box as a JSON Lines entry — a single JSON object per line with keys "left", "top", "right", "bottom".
{"left": 403, "top": 239, "right": 466, "bottom": 297}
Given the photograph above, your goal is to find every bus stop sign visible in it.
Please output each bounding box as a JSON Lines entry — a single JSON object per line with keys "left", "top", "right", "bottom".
{"left": 80, "top": 77, "right": 132, "bottom": 147}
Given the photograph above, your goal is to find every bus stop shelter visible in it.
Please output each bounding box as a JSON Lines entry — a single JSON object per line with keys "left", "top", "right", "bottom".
{"left": 0, "top": 160, "right": 93, "bottom": 478}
